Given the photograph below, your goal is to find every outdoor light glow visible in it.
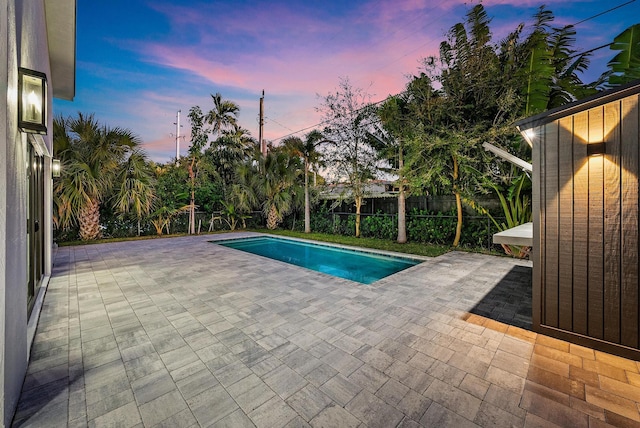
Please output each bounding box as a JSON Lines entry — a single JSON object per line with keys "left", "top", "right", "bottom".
{"left": 18, "top": 68, "right": 47, "bottom": 134}
{"left": 516, "top": 125, "right": 536, "bottom": 147}
{"left": 523, "top": 129, "right": 535, "bottom": 147}
{"left": 27, "top": 91, "right": 40, "bottom": 121}
{"left": 52, "top": 159, "right": 61, "bottom": 177}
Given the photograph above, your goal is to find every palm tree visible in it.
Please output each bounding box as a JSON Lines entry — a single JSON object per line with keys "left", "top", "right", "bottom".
{"left": 207, "top": 124, "right": 257, "bottom": 200}
{"left": 112, "top": 149, "right": 155, "bottom": 235}
{"left": 263, "top": 151, "right": 302, "bottom": 230}
{"left": 205, "top": 92, "right": 239, "bottom": 137}
{"left": 282, "top": 130, "right": 327, "bottom": 233}
{"left": 244, "top": 150, "right": 301, "bottom": 230}
{"left": 373, "top": 95, "right": 412, "bottom": 244}
{"left": 53, "top": 113, "right": 155, "bottom": 240}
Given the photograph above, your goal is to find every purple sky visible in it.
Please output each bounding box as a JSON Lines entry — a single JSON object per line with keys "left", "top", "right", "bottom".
{"left": 54, "top": 0, "right": 639, "bottom": 163}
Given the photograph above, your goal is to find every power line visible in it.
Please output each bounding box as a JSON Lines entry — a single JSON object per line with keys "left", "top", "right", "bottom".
{"left": 265, "top": 116, "right": 294, "bottom": 132}
{"left": 563, "top": 1, "right": 636, "bottom": 59}
{"left": 271, "top": 92, "right": 401, "bottom": 143}
{"left": 271, "top": 0, "right": 636, "bottom": 143}
{"left": 571, "top": 0, "right": 635, "bottom": 26}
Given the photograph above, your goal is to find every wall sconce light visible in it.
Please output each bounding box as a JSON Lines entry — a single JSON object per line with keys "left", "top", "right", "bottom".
{"left": 516, "top": 125, "right": 535, "bottom": 148}
{"left": 18, "top": 68, "right": 47, "bottom": 134}
{"left": 52, "top": 159, "right": 61, "bottom": 178}
{"left": 587, "top": 142, "right": 606, "bottom": 156}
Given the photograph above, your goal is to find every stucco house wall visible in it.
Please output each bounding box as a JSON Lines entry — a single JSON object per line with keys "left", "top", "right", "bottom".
{"left": 1, "top": 1, "right": 75, "bottom": 424}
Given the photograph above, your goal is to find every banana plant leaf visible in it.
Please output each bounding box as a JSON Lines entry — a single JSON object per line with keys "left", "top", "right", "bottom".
{"left": 606, "top": 24, "right": 640, "bottom": 87}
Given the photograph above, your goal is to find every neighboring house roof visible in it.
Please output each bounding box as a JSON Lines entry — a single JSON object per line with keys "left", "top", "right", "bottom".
{"left": 44, "top": 0, "right": 76, "bottom": 100}
{"left": 515, "top": 79, "right": 640, "bottom": 131}
{"left": 320, "top": 180, "right": 401, "bottom": 200}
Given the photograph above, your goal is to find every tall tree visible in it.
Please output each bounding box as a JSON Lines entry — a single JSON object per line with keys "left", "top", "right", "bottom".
{"left": 370, "top": 95, "right": 410, "bottom": 244}
{"left": 185, "top": 106, "right": 209, "bottom": 234}
{"left": 206, "top": 92, "right": 240, "bottom": 137}
{"left": 282, "top": 130, "right": 327, "bottom": 233}
{"left": 318, "top": 78, "right": 378, "bottom": 238}
{"left": 206, "top": 124, "right": 257, "bottom": 201}
{"left": 406, "top": 5, "right": 502, "bottom": 247}
{"left": 53, "top": 113, "right": 154, "bottom": 240}
{"left": 113, "top": 149, "right": 155, "bottom": 235}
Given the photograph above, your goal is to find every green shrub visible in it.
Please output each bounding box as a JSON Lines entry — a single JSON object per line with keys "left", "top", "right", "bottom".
{"left": 361, "top": 212, "right": 396, "bottom": 240}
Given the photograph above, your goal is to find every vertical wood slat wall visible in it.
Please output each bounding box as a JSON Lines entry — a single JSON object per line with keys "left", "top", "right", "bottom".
{"left": 537, "top": 93, "right": 640, "bottom": 356}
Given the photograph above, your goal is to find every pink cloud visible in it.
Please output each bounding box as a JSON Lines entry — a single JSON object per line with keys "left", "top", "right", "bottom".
{"left": 119, "top": 0, "right": 627, "bottom": 162}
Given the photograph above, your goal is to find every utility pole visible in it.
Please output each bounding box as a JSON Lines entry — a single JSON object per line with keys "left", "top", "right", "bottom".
{"left": 173, "top": 110, "right": 182, "bottom": 165}
{"left": 259, "top": 90, "right": 266, "bottom": 157}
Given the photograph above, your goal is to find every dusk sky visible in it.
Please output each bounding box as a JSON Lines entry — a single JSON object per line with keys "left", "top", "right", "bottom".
{"left": 54, "top": 0, "right": 639, "bottom": 163}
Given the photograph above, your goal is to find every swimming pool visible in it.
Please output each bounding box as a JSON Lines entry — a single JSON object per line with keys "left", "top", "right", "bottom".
{"left": 213, "top": 236, "right": 421, "bottom": 284}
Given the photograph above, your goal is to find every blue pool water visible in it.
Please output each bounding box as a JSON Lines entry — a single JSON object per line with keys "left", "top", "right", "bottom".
{"left": 214, "top": 236, "right": 420, "bottom": 284}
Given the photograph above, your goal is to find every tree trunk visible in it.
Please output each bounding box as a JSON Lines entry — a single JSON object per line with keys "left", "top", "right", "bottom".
{"left": 79, "top": 199, "right": 101, "bottom": 241}
{"left": 304, "top": 161, "right": 311, "bottom": 233}
{"left": 189, "top": 189, "right": 196, "bottom": 234}
{"left": 355, "top": 196, "right": 362, "bottom": 238}
{"left": 397, "top": 144, "right": 407, "bottom": 244}
{"left": 267, "top": 204, "right": 279, "bottom": 230}
{"left": 188, "top": 156, "right": 197, "bottom": 234}
{"left": 452, "top": 155, "right": 462, "bottom": 247}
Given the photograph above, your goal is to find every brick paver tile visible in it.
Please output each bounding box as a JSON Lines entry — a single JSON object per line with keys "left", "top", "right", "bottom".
{"left": 595, "top": 352, "right": 639, "bottom": 373}
{"left": 321, "top": 348, "right": 363, "bottom": 376}
{"left": 474, "top": 401, "right": 524, "bottom": 428}
{"left": 583, "top": 359, "right": 629, "bottom": 383}
{"left": 87, "top": 401, "right": 141, "bottom": 428}
{"left": 138, "top": 389, "right": 188, "bottom": 427}
{"left": 483, "top": 384, "right": 527, "bottom": 419}
{"left": 499, "top": 336, "right": 534, "bottom": 358}
{"left": 309, "top": 403, "right": 360, "bottom": 428}
{"left": 459, "top": 374, "right": 491, "bottom": 400}
{"left": 523, "top": 412, "right": 563, "bottom": 427}
{"left": 604, "top": 409, "right": 640, "bottom": 427}
{"left": 520, "top": 389, "right": 589, "bottom": 427}
{"left": 286, "top": 384, "right": 333, "bottom": 422}
{"left": 423, "top": 379, "right": 482, "bottom": 422}
{"left": 210, "top": 409, "right": 255, "bottom": 428}
{"left": 534, "top": 344, "right": 583, "bottom": 368}
{"left": 395, "top": 389, "right": 432, "bottom": 422}
{"left": 484, "top": 366, "right": 525, "bottom": 393}
{"left": 419, "top": 402, "right": 480, "bottom": 428}
{"left": 536, "top": 335, "right": 570, "bottom": 352}
{"left": 345, "top": 390, "right": 405, "bottom": 428}
{"left": 585, "top": 384, "right": 640, "bottom": 422}
{"left": 130, "top": 369, "right": 176, "bottom": 406}
{"left": 600, "top": 376, "right": 640, "bottom": 402}
{"left": 569, "top": 396, "right": 606, "bottom": 421}
{"left": 248, "top": 395, "right": 298, "bottom": 428}
{"left": 376, "top": 378, "right": 410, "bottom": 407}
{"left": 186, "top": 382, "right": 238, "bottom": 426}
{"left": 347, "top": 364, "right": 389, "bottom": 393}
{"left": 319, "top": 374, "right": 362, "bottom": 407}
{"left": 263, "top": 364, "right": 308, "bottom": 400}
{"left": 491, "top": 349, "right": 531, "bottom": 378}
{"left": 527, "top": 366, "right": 585, "bottom": 400}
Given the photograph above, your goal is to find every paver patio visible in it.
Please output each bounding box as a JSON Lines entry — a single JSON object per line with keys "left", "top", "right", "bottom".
{"left": 12, "top": 232, "right": 640, "bottom": 427}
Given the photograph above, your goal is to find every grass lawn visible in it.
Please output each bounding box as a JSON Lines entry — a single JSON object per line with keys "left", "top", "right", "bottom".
{"left": 255, "top": 229, "right": 450, "bottom": 257}
{"left": 58, "top": 229, "right": 451, "bottom": 257}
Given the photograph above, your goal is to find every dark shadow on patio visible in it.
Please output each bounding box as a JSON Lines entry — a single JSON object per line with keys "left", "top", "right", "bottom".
{"left": 469, "top": 265, "right": 533, "bottom": 330}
